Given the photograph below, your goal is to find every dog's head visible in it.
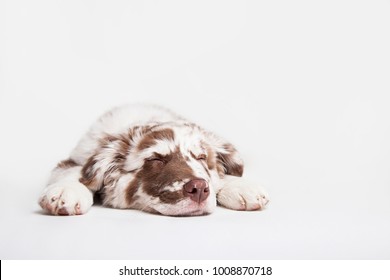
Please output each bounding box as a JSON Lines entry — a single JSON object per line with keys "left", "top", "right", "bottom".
{"left": 80, "top": 122, "right": 243, "bottom": 216}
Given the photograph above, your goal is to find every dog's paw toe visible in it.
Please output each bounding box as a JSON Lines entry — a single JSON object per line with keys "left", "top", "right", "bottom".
{"left": 39, "top": 183, "right": 93, "bottom": 215}
{"left": 217, "top": 177, "right": 270, "bottom": 211}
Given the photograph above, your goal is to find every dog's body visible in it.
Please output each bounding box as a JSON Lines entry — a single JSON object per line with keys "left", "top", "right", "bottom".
{"left": 39, "top": 104, "right": 269, "bottom": 216}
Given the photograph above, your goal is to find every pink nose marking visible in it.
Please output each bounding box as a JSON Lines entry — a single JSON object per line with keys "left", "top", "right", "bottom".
{"left": 183, "top": 179, "right": 209, "bottom": 203}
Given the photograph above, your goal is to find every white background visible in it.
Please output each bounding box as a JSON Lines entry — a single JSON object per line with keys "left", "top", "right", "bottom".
{"left": 0, "top": 0, "right": 389, "bottom": 259}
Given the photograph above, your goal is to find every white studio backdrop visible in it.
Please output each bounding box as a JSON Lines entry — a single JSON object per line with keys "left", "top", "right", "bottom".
{"left": 0, "top": 0, "right": 389, "bottom": 259}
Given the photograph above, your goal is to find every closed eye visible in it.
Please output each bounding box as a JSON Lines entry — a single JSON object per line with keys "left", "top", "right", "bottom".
{"left": 196, "top": 154, "right": 207, "bottom": 161}
{"left": 146, "top": 157, "right": 166, "bottom": 169}
{"left": 148, "top": 158, "right": 164, "bottom": 162}
{"left": 146, "top": 153, "right": 167, "bottom": 164}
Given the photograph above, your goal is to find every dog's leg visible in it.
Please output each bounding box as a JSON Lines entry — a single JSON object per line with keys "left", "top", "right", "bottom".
{"left": 217, "top": 175, "right": 270, "bottom": 211}
{"left": 39, "top": 160, "right": 93, "bottom": 215}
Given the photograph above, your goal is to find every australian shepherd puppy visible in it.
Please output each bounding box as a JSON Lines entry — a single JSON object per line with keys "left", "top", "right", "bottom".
{"left": 39, "top": 104, "right": 269, "bottom": 216}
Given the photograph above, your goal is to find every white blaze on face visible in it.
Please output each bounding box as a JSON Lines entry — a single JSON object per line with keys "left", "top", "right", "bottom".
{"left": 122, "top": 125, "right": 222, "bottom": 216}
{"left": 174, "top": 126, "right": 212, "bottom": 181}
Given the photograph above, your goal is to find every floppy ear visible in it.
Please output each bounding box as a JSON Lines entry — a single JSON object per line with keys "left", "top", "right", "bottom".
{"left": 79, "top": 134, "right": 130, "bottom": 192}
{"left": 204, "top": 131, "right": 244, "bottom": 177}
{"left": 215, "top": 142, "right": 244, "bottom": 177}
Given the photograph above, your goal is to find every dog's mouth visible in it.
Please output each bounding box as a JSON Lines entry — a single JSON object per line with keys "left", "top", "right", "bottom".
{"left": 176, "top": 210, "right": 211, "bottom": 217}
{"left": 163, "top": 208, "right": 211, "bottom": 217}
{"left": 176, "top": 201, "right": 213, "bottom": 217}
{"left": 151, "top": 196, "right": 216, "bottom": 217}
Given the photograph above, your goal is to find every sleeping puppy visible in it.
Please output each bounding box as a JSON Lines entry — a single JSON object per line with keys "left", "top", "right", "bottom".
{"left": 39, "top": 104, "right": 269, "bottom": 216}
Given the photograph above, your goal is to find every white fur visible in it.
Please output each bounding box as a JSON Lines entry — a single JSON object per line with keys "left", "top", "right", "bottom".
{"left": 39, "top": 167, "right": 93, "bottom": 215}
{"left": 70, "top": 104, "right": 182, "bottom": 165}
{"left": 218, "top": 175, "right": 269, "bottom": 210}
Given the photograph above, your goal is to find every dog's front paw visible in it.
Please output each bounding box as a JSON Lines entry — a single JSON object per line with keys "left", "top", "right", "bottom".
{"left": 39, "top": 182, "right": 93, "bottom": 215}
{"left": 217, "top": 176, "right": 269, "bottom": 211}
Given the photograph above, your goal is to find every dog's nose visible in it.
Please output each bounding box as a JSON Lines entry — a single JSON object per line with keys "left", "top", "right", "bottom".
{"left": 183, "top": 179, "right": 210, "bottom": 203}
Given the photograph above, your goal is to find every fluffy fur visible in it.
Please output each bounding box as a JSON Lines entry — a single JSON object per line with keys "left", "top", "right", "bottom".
{"left": 39, "top": 104, "right": 269, "bottom": 216}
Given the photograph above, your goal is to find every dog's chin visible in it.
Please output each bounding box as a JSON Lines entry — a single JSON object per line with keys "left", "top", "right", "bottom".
{"left": 175, "top": 209, "right": 211, "bottom": 217}
{"left": 152, "top": 198, "right": 217, "bottom": 217}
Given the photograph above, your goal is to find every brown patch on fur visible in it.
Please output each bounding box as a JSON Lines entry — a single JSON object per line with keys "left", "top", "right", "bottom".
{"left": 57, "top": 159, "right": 79, "bottom": 169}
{"left": 99, "top": 133, "right": 132, "bottom": 166}
{"left": 216, "top": 143, "right": 244, "bottom": 177}
{"left": 80, "top": 129, "right": 136, "bottom": 191}
{"left": 159, "top": 190, "right": 184, "bottom": 204}
{"left": 125, "top": 125, "right": 153, "bottom": 146}
{"left": 125, "top": 179, "right": 139, "bottom": 205}
{"left": 137, "top": 128, "right": 175, "bottom": 151}
{"left": 80, "top": 157, "right": 100, "bottom": 191}
{"left": 206, "top": 147, "right": 216, "bottom": 170}
{"left": 136, "top": 148, "right": 194, "bottom": 203}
